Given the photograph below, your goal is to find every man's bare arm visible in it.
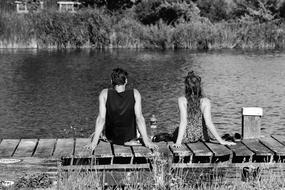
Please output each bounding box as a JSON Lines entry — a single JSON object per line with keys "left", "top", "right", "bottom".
{"left": 88, "top": 89, "right": 107, "bottom": 150}
{"left": 134, "top": 89, "right": 158, "bottom": 150}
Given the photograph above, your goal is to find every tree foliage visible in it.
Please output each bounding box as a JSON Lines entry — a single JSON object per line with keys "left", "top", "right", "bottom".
{"left": 23, "top": 0, "right": 42, "bottom": 12}
{"left": 78, "top": 0, "right": 285, "bottom": 22}
{"left": 232, "top": 0, "right": 285, "bottom": 21}
{"left": 79, "top": 0, "right": 136, "bottom": 10}
{"left": 134, "top": 0, "right": 200, "bottom": 25}
{"left": 195, "top": 0, "right": 234, "bottom": 22}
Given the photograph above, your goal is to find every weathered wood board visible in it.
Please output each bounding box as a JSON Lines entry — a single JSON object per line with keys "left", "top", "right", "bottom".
{"left": 0, "top": 139, "right": 20, "bottom": 157}
{"left": 34, "top": 139, "right": 56, "bottom": 158}
{"left": 259, "top": 136, "right": 285, "bottom": 156}
{"left": 53, "top": 138, "right": 74, "bottom": 158}
{"left": 74, "top": 138, "right": 92, "bottom": 158}
{"left": 13, "top": 139, "right": 38, "bottom": 157}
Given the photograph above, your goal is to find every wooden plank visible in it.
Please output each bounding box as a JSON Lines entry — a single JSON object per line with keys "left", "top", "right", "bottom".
{"left": 94, "top": 141, "right": 113, "bottom": 158}
{"left": 205, "top": 142, "right": 232, "bottom": 157}
{"left": 259, "top": 137, "right": 285, "bottom": 156}
{"left": 242, "top": 139, "right": 273, "bottom": 156}
{"left": 13, "top": 139, "right": 38, "bottom": 157}
{"left": 186, "top": 141, "right": 213, "bottom": 157}
{"left": 272, "top": 135, "right": 285, "bottom": 146}
{"left": 74, "top": 138, "right": 93, "bottom": 158}
{"left": 169, "top": 143, "right": 192, "bottom": 157}
{"left": 171, "top": 162, "right": 285, "bottom": 168}
{"left": 0, "top": 139, "right": 20, "bottom": 157}
{"left": 53, "top": 138, "right": 75, "bottom": 158}
{"left": 34, "top": 139, "right": 56, "bottom": 158}
{"left": 63, "top": 164, "right": 151, "bottom": 170}
{"left": 227, "top": 141, "right": 254, "bottom": 157}
{"left": 113, "top": 144, "right": 133, "bottom": 157}
{"left": 132, "top": 145, "right": 153, "bottom": 157}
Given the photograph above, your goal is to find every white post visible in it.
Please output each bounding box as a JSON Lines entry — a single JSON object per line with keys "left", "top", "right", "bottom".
{"left": 242, "top": 107, "right": 263, "bottom": 139}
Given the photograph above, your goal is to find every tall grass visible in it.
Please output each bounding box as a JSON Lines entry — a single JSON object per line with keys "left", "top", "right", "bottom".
{"left": 57, "top": 153, "right": 285, "bottom": 190}
{"left": 57, "top": 163, "right": 285, "bottom": 190}
{"left": 0, "top": 9, "right": 285, "bottom": 49}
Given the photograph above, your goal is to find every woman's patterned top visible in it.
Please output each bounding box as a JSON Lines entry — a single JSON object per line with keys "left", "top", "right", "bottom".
{"left": 182, "top": 102, "right": 210, "bottom": 143}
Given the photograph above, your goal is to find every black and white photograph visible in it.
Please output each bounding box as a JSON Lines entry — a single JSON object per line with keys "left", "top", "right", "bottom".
{"left": 0, "top": 0, "right": 285, "bottom": 189}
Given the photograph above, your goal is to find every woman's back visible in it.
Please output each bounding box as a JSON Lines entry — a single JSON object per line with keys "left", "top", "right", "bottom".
{"left": 172, "top": 70, "right": 235, "bottom": 147}
{"left": 181, "top": 97, "right": 210, "bottom": 143}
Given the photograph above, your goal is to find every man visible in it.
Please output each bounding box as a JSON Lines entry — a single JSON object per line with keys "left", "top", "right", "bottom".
{"left": 87, "top": 68, "right": 158, "bottom": 150}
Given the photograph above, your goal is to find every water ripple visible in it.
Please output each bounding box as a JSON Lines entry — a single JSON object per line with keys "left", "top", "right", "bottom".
{"left": 0, "top": 49, "right": 284, "bottom": 138}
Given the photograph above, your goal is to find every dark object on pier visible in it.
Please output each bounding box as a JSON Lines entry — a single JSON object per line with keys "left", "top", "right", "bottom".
{"left": 234, "top": 133, "right": 242, "bottom": 140}
{"left": 221, "top": 133, "right": 242, "bottom": 142}
{"left": 152, "top": 133, "right": 173, "bottom": 142}
{"left": 222, "top": 133, "right": 235, "bottom": 142}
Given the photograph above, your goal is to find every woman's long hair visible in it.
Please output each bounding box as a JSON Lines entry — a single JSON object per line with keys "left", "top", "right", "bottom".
{"left": 184, "top": 71, "right": 203, "bottom": 116}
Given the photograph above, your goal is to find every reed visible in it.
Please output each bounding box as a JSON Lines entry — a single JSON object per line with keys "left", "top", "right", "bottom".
{"left": 57, "top": 161, "right": 285, "bottom": 190}
{"left": 0, "top": 10, "right": 285, "bottom": 49}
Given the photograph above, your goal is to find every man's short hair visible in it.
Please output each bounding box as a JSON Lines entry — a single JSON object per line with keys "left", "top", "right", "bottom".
{"left": 111, "top": 68, "right": 128, "bottom": 86}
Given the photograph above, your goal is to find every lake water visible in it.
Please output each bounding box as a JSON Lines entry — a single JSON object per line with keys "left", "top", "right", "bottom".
{"left": 0, "top": 49, "right": 284, "bottom": 139}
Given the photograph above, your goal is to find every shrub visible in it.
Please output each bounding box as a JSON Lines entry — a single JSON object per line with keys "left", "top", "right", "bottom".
{"left": 134, "top": 0, "right": 201, "bottom": 25}
{"left": 134, "top": 0, "right": 162, "bottom": 25}
{"left": 140, "top": 20, "right": 174, "bottom": 49}
{"left": 196, "top": 0, "right": 233, "bottom": 22}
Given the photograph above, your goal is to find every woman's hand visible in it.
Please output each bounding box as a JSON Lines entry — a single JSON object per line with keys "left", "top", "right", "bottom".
{"left": 220, "top": 139, "right": 236, "bottom": 146}
{"left": 172, "top": 143, "right": 183, "bottom": 149}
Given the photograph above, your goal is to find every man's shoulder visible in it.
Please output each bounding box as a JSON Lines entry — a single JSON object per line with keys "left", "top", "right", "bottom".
{"left": 133, "top": 89, "right": 141, "bottom": 100}
{"left": 99, "top": 89, "right": 108, "bottom": 98}
{"left": 133, "top": 88, "right": 139, "bottom": 94}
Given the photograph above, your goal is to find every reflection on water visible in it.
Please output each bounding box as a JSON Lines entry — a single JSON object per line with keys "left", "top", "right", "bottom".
{"left": 0, "top": 49, "right": 284, "bottom": 138}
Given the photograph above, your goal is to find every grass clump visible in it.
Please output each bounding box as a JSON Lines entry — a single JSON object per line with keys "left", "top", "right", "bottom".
{"left": 14, "top": 173, "right": 53, "bottom": 189}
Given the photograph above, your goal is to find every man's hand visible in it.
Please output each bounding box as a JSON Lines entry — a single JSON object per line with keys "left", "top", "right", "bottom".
{"left": 84, "top": 142, "right": 97, "bottom": 151}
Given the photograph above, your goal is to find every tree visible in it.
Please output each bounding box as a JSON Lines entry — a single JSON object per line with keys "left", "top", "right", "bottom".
{"left": 79, "top": 0, "right": 137, "bottom": 10}
{"left": 233, "top": 0, "right": 279, "bottom": 21}
{"left": 24, "top": 0, "right": 42, "bottom": 12}
{"left": 277, "top": 0, "right": 285, "bottom": 18}
{"left": 196, "top": 0, "right": 233, "bottom": 22}
{"left": 134, "top": 0, "right": 200, "bottom": 25}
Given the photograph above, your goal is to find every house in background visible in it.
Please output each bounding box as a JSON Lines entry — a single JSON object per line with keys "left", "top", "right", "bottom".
{"left": 0, "top": 0, "right": 81, "bottom": 13}
{"left": 57, "top": 1, "right": 81, "bottom": 12}
{"left": 14, "top": 1, "right": 44, "bottom": 13}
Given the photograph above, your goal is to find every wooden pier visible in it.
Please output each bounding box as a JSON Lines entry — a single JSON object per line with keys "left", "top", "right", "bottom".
{"left": 0, "top": 135, "right": 285, "bottom": 184}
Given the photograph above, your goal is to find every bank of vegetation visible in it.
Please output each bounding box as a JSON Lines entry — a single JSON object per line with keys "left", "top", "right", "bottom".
{"left": 58, "top": 165, "right": 285, "bottom": 190}
{"left": 0, "top": 0, "right": 285, "bottom": 49}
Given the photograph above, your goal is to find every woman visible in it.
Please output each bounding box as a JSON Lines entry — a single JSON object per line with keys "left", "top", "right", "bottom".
{"left": 172, "top": 71, "right": 235, "bottom": 148}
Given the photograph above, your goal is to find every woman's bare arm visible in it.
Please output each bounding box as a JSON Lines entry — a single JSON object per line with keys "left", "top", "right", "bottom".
{"left": 173, "top": 97, "right": 188, "bottom": 148}
{"left": 201, "top": 98, "right": 235, "bottom": 146}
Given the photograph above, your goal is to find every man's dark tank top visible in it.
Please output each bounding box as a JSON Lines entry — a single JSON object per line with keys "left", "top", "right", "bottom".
{"left": 105, "top": 88, "right": 136, "bottom": 145}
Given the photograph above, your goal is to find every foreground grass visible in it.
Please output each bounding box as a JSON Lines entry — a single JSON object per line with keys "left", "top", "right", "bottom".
{"left": 57, "top": 164, "right": 285, "bottom": 190}
{"left": 0, "top": 10, "right": 285, "bottom": 49}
